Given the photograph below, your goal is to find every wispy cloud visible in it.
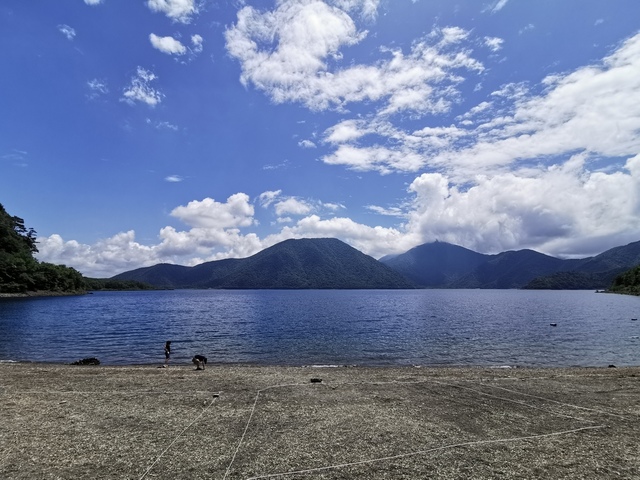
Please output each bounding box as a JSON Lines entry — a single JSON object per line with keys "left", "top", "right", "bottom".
{"left": 484, "top": 36, "right": 504, "bottom": 52}
{"left": 2, "top": 149, "right": 28, "bottom": 167}
{"left": 121, "top": 67, "right": 164, "bottom": 107}
{"left": 165, "top": 175, "right": 184, "bottom": 182}
{"left": 489, "top": 0, "right": 510, "bottom": 13}
{"left": 58, "top": 24, "right": 76, "bottom": 40}
{"left": 87, "top": 79, "right": 108, "bottom": 100}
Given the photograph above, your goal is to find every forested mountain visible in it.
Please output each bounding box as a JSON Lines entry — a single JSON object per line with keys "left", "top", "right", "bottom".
{"left": 524, "top": 241, "right": 640, "bottom": 290}
{"left": 379, "top": 240, "right": 640, "bottom": 289}
{"left": 379, "top": 242, "right": 487, "bottom": 287}
{"left": 113, "top": 238, "right": 416, "bottom": 289}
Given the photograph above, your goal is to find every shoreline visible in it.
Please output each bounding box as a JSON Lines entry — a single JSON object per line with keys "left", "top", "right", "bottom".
{"left": 2, "top": 363, "right": 639, "bottom": 479}
{"left": 2, "top": 358, "right": 637, "bottom": 369}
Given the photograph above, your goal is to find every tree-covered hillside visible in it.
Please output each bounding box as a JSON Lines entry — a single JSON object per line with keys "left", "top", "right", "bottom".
{"left": 114, "top": 238, "right": 416, "bottom": 289}
{"left": 608, "top": 265, "right": 640, "bottom": 295}
{"left": 0, "top": 203, "right": 85, "bottom": 294}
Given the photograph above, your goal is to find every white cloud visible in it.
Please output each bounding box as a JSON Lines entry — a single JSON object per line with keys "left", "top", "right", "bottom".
{"left": 170, "top": 194, "right": 255, "bottom": 229}
{"left": 227, "top": 6, "right": 483, "bottom": 116}
{"left": 319, "top": 33, "right": 640, "bottom": 178}
{"left": 146, "top": 0, "right": 198, "bottom": 23}
{"left": 86, "top": 79, "right": 108, "bottom": 99}
{"left": 330, "top": 0, "right": 381, "bottom": 19}
{"left": 84, "top": 0, "right": 104, "bottom": 5}
{"left": 274, "top": 197, "right": 313, "bottom": 216}
{"left": 165, "top": 175, "right": 183, "bottom": 182}
{"left": 149, "top": 33, "right": 186, "bottom": 55}
{"left": 298, "top": 139, "right": 317, "bottom": 148}
{"left": 121, "top": 67, "right": 164, "bottom": 107}
{"left": 259, "top": 190, "right": 282, "bottom": 208}
{"left": 484, "top": 36, "right": 504, "bottom": 52}
{"left": 489, "top": 0, "right": 510, "bottom": 13}
{"left": 58, "top": 24, "right": 76, "bottom": 40}
{"left": 403, "top": 153, "right": 640, "bottom": 257}
{"left": 36, "top": 150, "right": 640, "bottom": 277}
{"left": 191, "top": 34, "right": 204, "bottom": 53}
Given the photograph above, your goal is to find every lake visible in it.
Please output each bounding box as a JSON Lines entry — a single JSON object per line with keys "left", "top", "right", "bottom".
{"left": 0, "top": 289, "right": 638, "bottom": 367}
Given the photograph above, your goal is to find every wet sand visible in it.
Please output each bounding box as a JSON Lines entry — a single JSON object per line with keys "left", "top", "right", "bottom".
{"left": 1, "top": 363, "right": 639, "bottom": 479}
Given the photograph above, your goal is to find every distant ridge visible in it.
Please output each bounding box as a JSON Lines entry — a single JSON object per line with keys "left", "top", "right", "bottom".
{"left": 113, "top": 238, "right": 415, "bottom": 289}
{"left": 379, "top": 240, "right": 640, "bottom": 289}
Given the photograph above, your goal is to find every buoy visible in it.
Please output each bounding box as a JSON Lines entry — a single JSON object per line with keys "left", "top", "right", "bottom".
{"left": 550, "top": 323, "right": 557, "bottom": 327}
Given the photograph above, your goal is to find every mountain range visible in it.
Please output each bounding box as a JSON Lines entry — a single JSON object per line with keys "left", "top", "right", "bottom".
{"left": 112, "top": 238, "right": 414, "bottom": 289}
{"left": 380, "top": 240, "right": 640, "bottom": 289}
{"left": 112, "top": 237, "right": 640, "bottom": 290}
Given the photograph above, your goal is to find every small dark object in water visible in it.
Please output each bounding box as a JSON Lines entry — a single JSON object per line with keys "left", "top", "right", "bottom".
{"left": 71, "top": 357, "right": 100, "bottom": 366}
{"left": 608, "top": 364, "right": 617, "bottom": 368}
{"left": 310, "top": 378, "right": 322, "bottom": 383}
{"left": 550, "top": 323, "right": 557, "bottom": 327}
{"left": 632, "top": 318, "right": 638, "bottom": 321}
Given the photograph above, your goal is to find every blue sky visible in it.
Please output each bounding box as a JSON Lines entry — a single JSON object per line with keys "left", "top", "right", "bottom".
{"left": 2, "top": 0, "right": 640, "bottom": 278}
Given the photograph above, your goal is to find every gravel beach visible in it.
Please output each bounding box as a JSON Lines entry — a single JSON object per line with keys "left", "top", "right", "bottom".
{"left": 1, "top": 363, "right": 639, "bottom": 479}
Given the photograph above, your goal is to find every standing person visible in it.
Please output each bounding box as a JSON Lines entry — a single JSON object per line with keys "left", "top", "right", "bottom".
{"left": 164, "top": 341, "right": 171, "bottom": 367}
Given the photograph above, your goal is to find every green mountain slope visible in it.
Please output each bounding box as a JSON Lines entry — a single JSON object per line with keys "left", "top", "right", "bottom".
{"left": 113, "top": 238, "right": 415, "bottom": 289}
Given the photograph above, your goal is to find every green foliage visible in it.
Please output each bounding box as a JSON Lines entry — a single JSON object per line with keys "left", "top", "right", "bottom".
{"left": 609, "top": 264, "right": 640, "bottom": 295}
{"left": 0, "top": 203, "right": 85, "bottom": 294}
{"left": 84, "top": 277, "right": 156, "bottom": 291}
{"left": 522, "top": 271, "right": 609, "bottom": 290}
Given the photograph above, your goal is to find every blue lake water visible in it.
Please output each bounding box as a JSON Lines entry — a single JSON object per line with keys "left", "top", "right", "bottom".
{"left": 0, "top": 289, "right": 639, "bottom": 367}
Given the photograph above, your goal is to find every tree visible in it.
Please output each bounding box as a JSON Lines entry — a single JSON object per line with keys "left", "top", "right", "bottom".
{"left": 0, "top": 203, "right": 84, "bottom": 293}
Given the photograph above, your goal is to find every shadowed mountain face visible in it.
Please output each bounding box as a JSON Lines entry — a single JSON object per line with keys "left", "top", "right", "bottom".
{"left": 112, "top": 238, "right": 415, "bottom": 289}
{"left": 379, "top": 240, "right": 640, "bottom": 289}
{"left": 113, "top": 238, "right": 640, "bottom": 290}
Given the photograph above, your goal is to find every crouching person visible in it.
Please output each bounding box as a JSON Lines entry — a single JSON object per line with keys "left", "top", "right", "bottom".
{"left": 192, "top": 354, "right": 207, "bottom": 370}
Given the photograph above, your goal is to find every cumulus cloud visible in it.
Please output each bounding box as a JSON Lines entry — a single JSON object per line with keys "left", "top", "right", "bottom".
{"left": 165, "top": 175, "right": 183, "bottom": 182}
{"left": 149, "top": 33, "right": 186, "bottom": 55}
{"left": 170, "top": 194, "right": 255, "bottom": 229}
{"left": 36, "top": 149, "right": 640, "bottom": 278}
{"left": 84, "top": 0, "right": 103, "bottom": 5}
{"left": 404, "top": 153, "right": 640, "bottom": 257}
{"left": 274, "top": 197, "right": 313, "bottom": 216}
{"left": 146, "top": 0, "right": 199, "bottom": 23}
{"left": 226, "top": 5, "right": 483, "bottom": 116}
{"left": 320, "top": 33, "right": 640, "bottom": 178}
{"left": 121, "top": 67, "right": 164, "bottom": 107}
{"left": 298, "top": 139, "right": 317, "bottom": 148}
{"left": 33, "top": 11, "right": 640, "bottom": 277}
{"left": 58, "top": 24, "right": 76, "bottom": 40}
